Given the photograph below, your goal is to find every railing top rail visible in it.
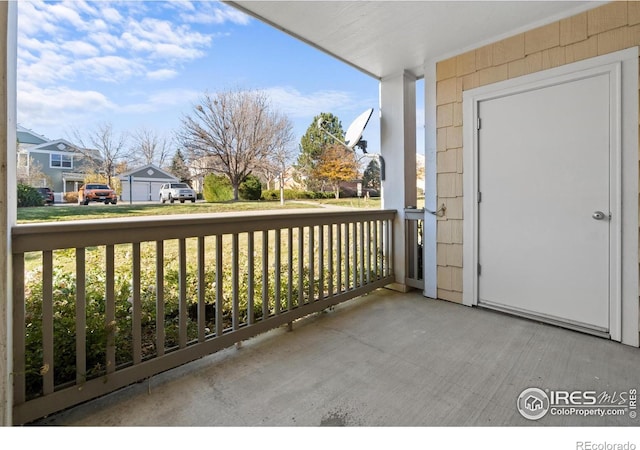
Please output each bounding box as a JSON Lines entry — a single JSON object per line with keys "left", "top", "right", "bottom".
{"left": 404, "top": 208, "right": 425, "bottom": 220}
{"left": 13, "top": 209, "right": 397, "bottom": 253}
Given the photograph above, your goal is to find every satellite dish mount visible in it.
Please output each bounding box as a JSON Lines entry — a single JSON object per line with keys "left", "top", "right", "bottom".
{"left": 317, "top": 108, "right": 385, "bottom": 180}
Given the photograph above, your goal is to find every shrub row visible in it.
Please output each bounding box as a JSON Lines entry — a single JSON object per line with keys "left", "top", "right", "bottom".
{"left": 260, "top": 189, "right": 335, "bottom": 201}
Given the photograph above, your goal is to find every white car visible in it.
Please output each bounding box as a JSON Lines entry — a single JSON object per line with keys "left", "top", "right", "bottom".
{"left": 159, "top": 182, "right": 196, "bottom": 203}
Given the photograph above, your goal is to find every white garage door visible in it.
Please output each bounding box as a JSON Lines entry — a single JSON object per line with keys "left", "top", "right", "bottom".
{"left": 477, "top": 72, "right": 613, "bottom": 334}
{"left": 131, "top": 183, "right": 149, "bottom": 201}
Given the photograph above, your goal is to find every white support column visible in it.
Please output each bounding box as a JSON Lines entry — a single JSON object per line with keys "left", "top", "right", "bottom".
{"left": 380, "top": 71, "right": 417, "bottom": 292}
{"left": 0, "top": 1, "right": 17, "bottom": 426}
{"left": 423, "top": 61, "right": 437, "bottom": 299}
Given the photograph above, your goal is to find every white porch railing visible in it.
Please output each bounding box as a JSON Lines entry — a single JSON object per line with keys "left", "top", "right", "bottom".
{"left": 11, "top": 210, "right": 395, "bottom": 424}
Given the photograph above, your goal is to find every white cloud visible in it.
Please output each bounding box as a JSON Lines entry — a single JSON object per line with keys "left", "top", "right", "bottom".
{"left": 262, "top": 86, "right": 360, "bottom": 118}
{"left": 163, "top": 1, "right": 250, "bottom": 26}
{"left": 147, "top": 69, "right": 178, "bottom": 81}
{"left": 18, "top": 81, "right": 116, "bottom": 131}
{"left": 101, "top": 6, "right": 123, "bottom": 24}
{"left": 120, "top": 88, "right": 201, "bottom": 114}
{"left": 16, "top": 1, "right": 242, "bottom": 137}
{"left": 47, "top": 3, "right": 86, "bottom": 29}
{"left": 62, "top": 40, "right": 100, "bottom": 58}
{"left": 72, "top": 55, "right": 145, "bottom": 83}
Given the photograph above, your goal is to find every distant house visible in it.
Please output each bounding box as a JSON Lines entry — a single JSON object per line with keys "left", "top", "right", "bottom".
{"left": 118, "top": 164, "right": 178, "bottom": 202}
{"left": 17, "top": 125, "right": 96, "bottom": 202}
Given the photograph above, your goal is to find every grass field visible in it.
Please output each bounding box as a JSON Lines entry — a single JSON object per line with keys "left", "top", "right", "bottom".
{"left": 16, "top": 200, "right": 321, "bottom": 224}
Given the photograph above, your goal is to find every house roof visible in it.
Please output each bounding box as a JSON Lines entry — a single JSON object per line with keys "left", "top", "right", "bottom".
{"left": 17, "top": 125, "right": 48, "bottom": 145}
{"left": 29, "top": 139, "right": 78, "bottom": 153}
{"left": 118, "top": 164, "right": 178, "bottom": 181}
{"left": 227, "top": 1, "right": 603, "bottom": 79}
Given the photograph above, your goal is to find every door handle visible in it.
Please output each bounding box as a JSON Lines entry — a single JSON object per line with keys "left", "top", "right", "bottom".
{"left": 592, "top": 211, "right": 607, "bottom": 220}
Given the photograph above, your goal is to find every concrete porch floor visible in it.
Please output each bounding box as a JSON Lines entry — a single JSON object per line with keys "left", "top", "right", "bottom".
{"left": 33, "top": 289, "right": 640, "bottom": 426}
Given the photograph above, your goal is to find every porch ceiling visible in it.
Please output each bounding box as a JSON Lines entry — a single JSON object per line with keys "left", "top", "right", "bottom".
{"left": 227, "top": 1, "right": 602, "bottom": 79}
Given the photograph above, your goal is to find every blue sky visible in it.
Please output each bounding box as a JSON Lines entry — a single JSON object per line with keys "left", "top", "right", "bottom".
{"left": 17, "top": 0, "right": 415, "bottom": 157}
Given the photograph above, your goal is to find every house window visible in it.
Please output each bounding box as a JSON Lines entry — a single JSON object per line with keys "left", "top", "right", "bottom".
{"left": 51, "top": 153, "right": 72, "bottom": 169}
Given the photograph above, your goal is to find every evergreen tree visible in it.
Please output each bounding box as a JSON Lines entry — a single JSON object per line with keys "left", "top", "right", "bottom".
{"left": 170, "top": 149, "right": 191, "bottom": 184}
{"left": 362, "top": 159, "right": 381, "bottom": 191}
{"left": 296, "top": 112, "right": 344, "bottom": 191}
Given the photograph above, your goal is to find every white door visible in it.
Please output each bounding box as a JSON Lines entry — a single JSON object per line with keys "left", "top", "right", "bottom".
{"left": 478, "top": 73, "right": 611, "bottom": 333}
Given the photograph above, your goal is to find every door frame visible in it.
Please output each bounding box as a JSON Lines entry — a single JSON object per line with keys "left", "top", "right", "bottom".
{"left": 462, "top": 48, "right": 638, "bottom": 346}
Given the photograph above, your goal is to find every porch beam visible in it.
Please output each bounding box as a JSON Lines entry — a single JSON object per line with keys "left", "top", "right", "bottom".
{"left": 380, "top": 71, "right": 417, "bottom": 291}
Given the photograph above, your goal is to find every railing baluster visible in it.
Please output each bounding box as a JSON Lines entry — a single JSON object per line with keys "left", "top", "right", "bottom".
{"left": 308, "top": 225, "right": 314, "bottom": 302}
{"left": 336, "top": 223, "right": 342, "bottom": 293}
{"left": 373, "top": 220, "right": 379, "bottom": 278}
{"left": 318, "top": 225, "right": 324, "bottom": 299}
{"left": 378, "top": 220, "right": 387, "bottom": 277}
{"left": 42, "top": 250, "right": 54, "bottom": 395}
{"left": 287, "top": 228, "right": 293, "bottom": 310}
{"left": 262, "top": 230, "right": 268, "bottom": 318}
{"left": 298, "top": 227, "right": 304, "bottom": 306}
{"left": 106, "top": 245, "right": 115, "bottom": 373}
{"left": 75, "top": 248, "right": 86, "bottom": 385}
{"left": 274, "top": 229, "right": 281, "bottom": 315}
{"left": 366, "top": 221, "right": 372, "bottom": 284}
{"left": 177, "top": 239, "right": 187, "bottom": 348}
{"left": 328, "top": 224, "right": 334, "bottom": 297}
{"left": 155, "top": 241, "right": 165, "bottom": 356}
{"left": 247, "top": 232, "right": 254, "bottom": 325}
{"left": 132, "top": 243, "right": 142, "bottom": 363}
{"left": 12, "top": 253, "right": 25, "bottom": 405}
{"left": 215, "top": 235, "right": 223, "bottom": 336}
{"left": 232, "top": 233, "right": 239, "bottom": 330}
{"left": 345, "top": 223, "right": 350, "bottom": 290}
{"left": 198, "top": 236, "right": 206, "bottom": 342}
{"left": 354, "top": 222, "right": 364, "bottom": 286}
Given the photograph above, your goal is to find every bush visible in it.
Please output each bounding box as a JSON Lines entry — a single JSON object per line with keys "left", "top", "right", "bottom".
{"left": 203, "top": 174, "right": 233, "bottom": 202}
{"left": 239, "top": 175, "right": 262, "bottom": 201}
{"left": 17, "top": 184, "right": 44, "bottom": 207}
{"left": 260, "top": 189, "right": 334, "bottom": 201}
{"left": 64, "top": 192, "right": 79, "bottom": 203}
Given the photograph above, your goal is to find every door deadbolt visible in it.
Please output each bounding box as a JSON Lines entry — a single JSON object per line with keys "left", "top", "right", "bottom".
{"left": 592, "top": 211, "right": 606, "bottom": 220}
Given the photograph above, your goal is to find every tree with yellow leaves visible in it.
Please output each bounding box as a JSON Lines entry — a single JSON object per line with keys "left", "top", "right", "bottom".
{"left": 314, "top": 143, "right": 359, "bottom": 199}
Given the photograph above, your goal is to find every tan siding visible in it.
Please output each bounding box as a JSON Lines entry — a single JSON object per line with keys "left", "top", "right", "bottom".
{"left": 492, "top": 33, "right": 525, "bottom": 65}
{"left": 436, "top": 56, "right": 457, "bottom": 80}
{"left": 587, "top": 1, "right": 628, "bottom": 36}
{"left": 525, "top": 22, "right": 560, "bottom": 55}
{"left": 560, "top": 12, "right": 588, "bottom": 46}
{"left": 456, "top": 50, "right": 476, "bottom": 76}
{"left": 434, "top": 0, "right": 640, "bottom": 304}
{"left": 630, "top": 1, "right": 640, "bottom": 25}
{"left": 475, "top": 44, "right": 493, "bottom": 70}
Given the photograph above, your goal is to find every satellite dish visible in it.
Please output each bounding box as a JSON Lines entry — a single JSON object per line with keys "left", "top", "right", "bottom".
{"left": 344, "top": 108, "right": 373, "bottom": 150}
{"left": 317, "top": 108, "right": 385, "bottom": 181}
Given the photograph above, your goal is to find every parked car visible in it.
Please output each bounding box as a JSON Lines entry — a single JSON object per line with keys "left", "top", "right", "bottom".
{"left": 78, "top": 183, "right": 118, "bottom": 205}
{"left": 36, "top": 187, "right": 54, "bottom": 205}
{"left": 159, "top": 182, "right": 196, "bottom": 203}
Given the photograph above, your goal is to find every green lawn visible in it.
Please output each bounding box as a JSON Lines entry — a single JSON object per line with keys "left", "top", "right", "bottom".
{"left": 15, "top": 196, "right": 410, "bottom": 223}
{"left": 16, "top": 200, "right": 321, "bottom": 224}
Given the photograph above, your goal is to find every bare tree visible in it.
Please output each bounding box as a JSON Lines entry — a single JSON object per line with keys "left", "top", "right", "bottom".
{"left": 72, "top": 123, "right": 130, "bottom": 187}
{"left": 17, "top": 156, "right": 50, "bottom": 187}
{"left": 178, "top": 89, "right": 294, "bottom": 201}
{"left": 131, "top": 127, "right": 172, "bottom": 168}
